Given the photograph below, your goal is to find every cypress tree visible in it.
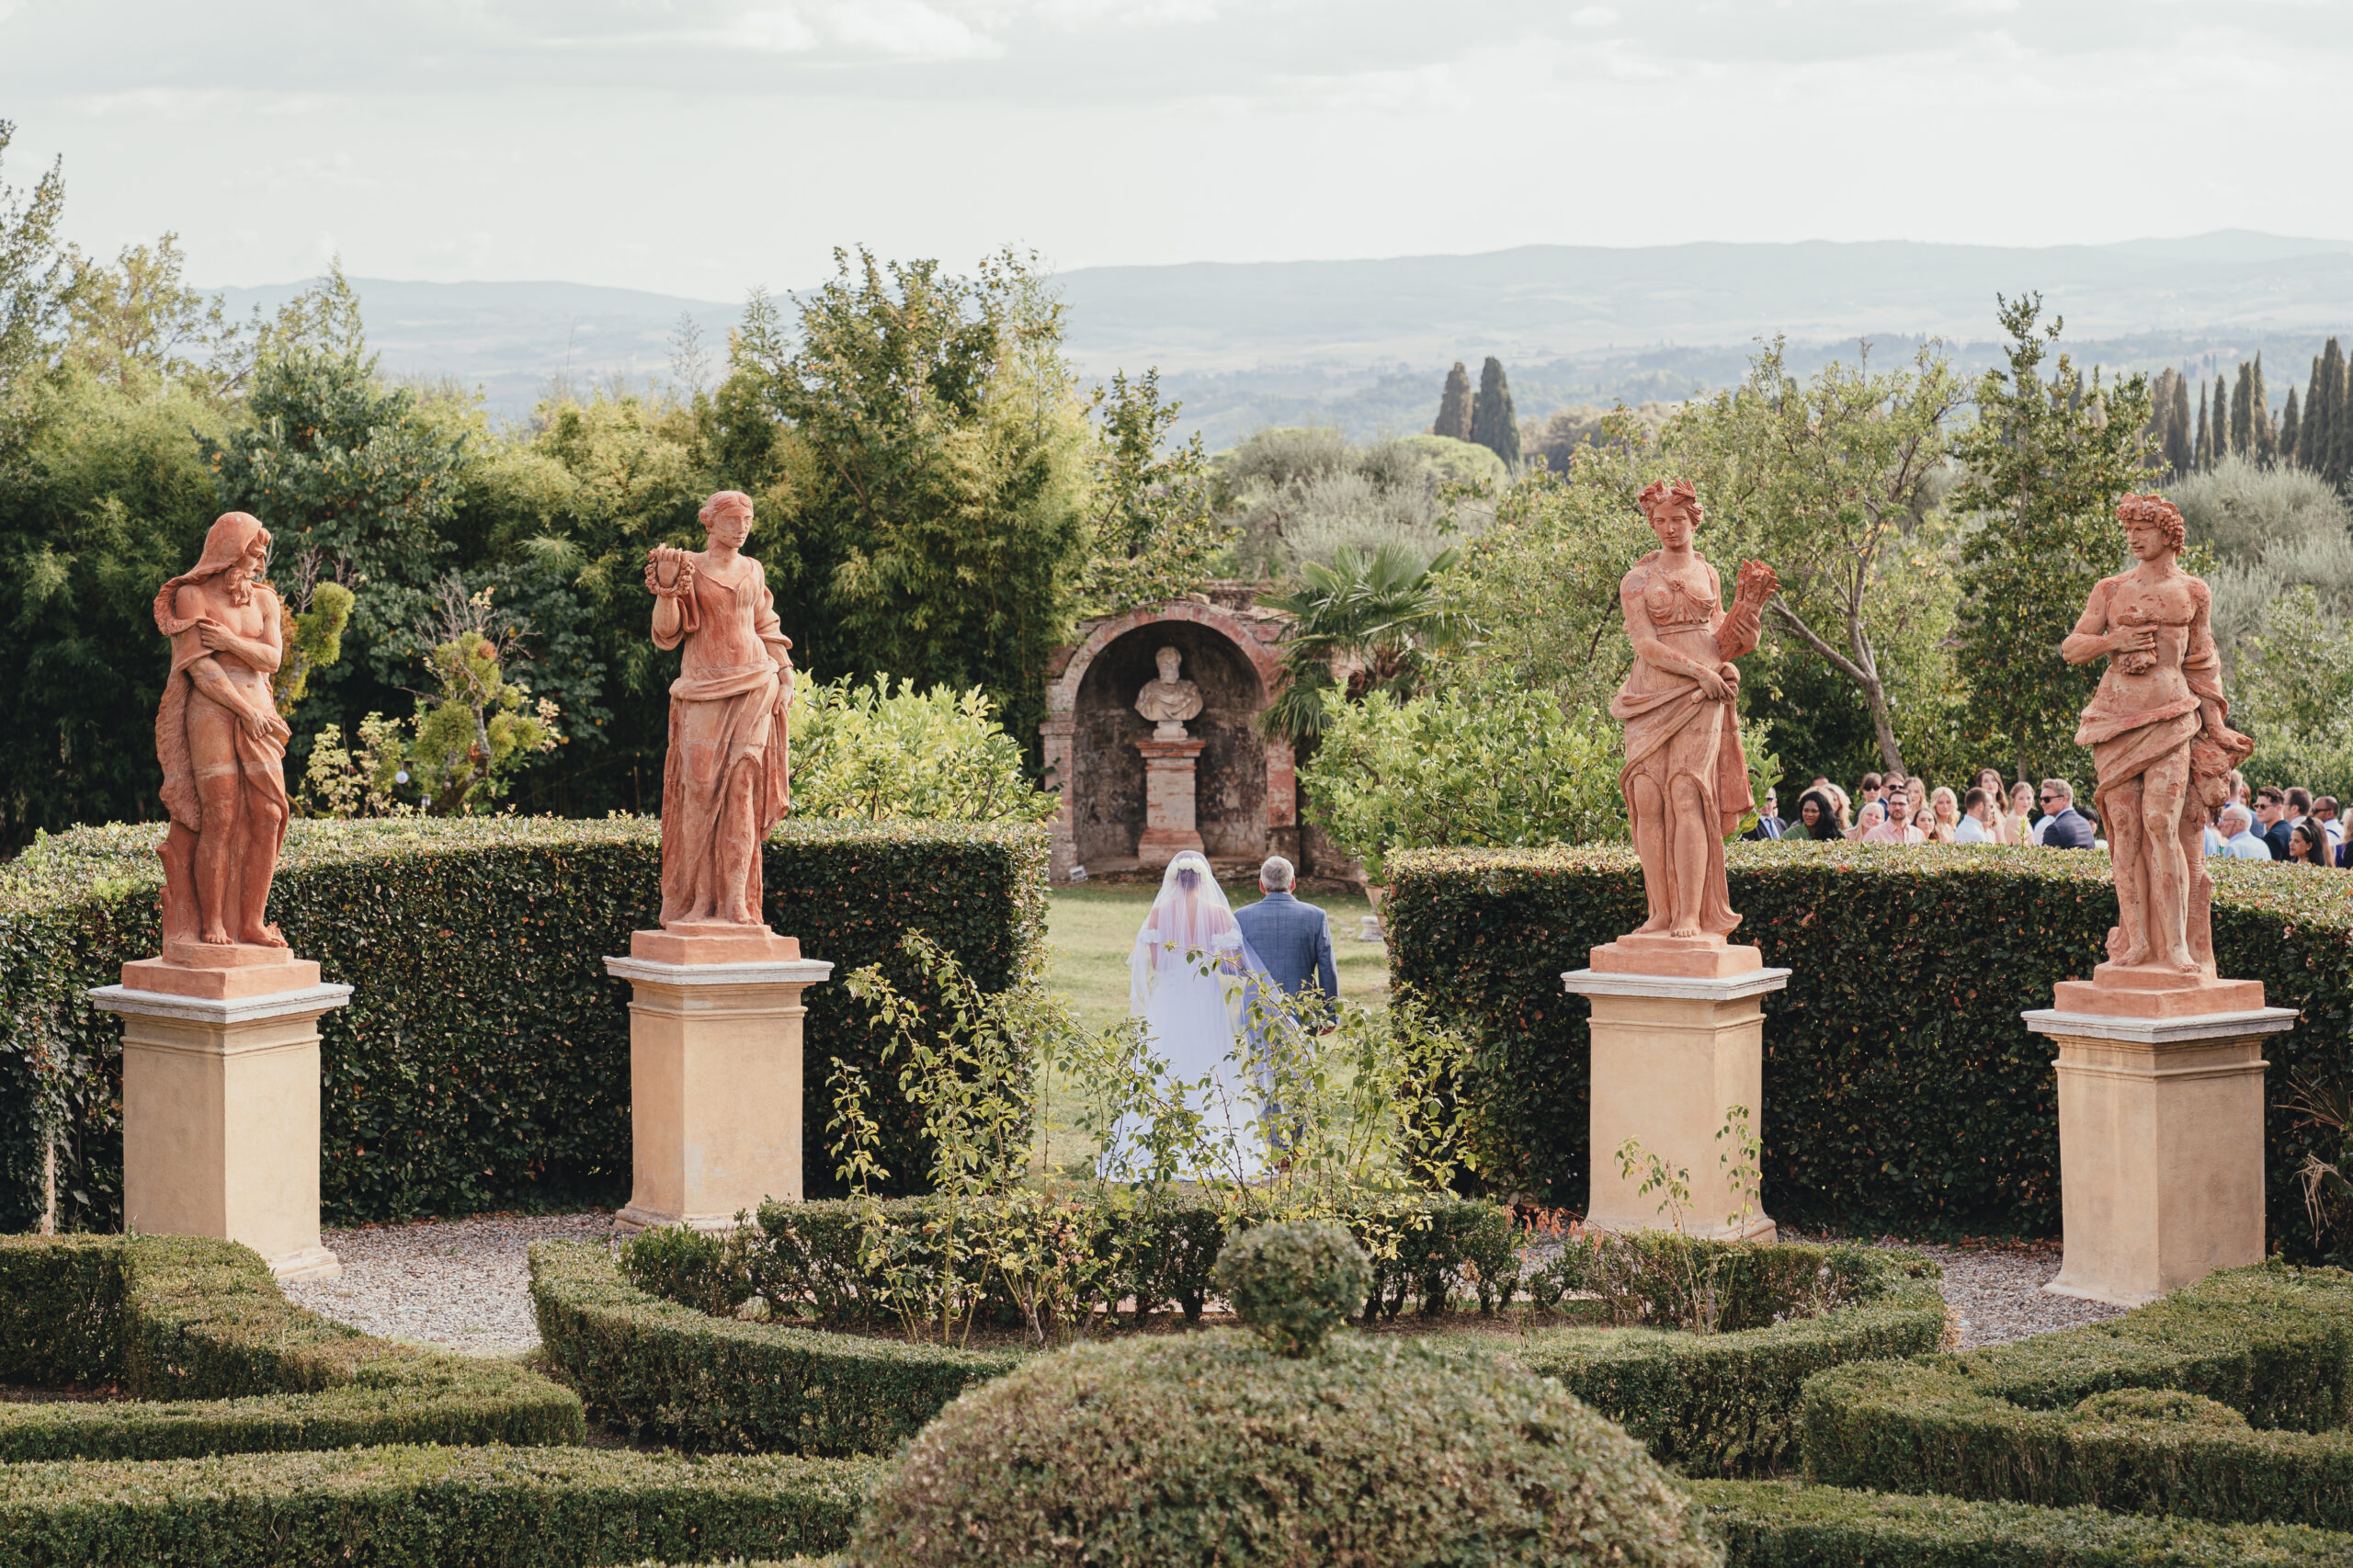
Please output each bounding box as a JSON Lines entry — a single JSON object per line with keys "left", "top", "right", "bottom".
{"left": 2322, "top": 338, "right": 2349, "bottom": 490}
{"left": 2194, "top": 387, "right": 2211, "bottom": 471}
{"left": 2229, "top": 362, "right": 2251, "bottom": 456}
{"left": 2252, "top": 353, "right": 2274, "bottom": 461}
{"left": 1433, "top": 362, "right": 1472, "bottom": 440}
{"left": 2167, "top": 369, "right": 2194, "bottom": 476}
{"left": 2301, "top": 352, "right": 2326, "bottom": 469}
{"left": 2211, "top": 378, "right": 2231, "bottom": 465}
{"left": 2280, "top": 386, "right": 2301, "bottom": 466}
{"left": 1468, "top": 356, "right": 1520, "bottom": 467}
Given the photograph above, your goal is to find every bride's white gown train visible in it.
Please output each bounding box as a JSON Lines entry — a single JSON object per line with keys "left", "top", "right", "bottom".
{"left": 1100, "top": 852, "right": 1271, "bottom": 1182}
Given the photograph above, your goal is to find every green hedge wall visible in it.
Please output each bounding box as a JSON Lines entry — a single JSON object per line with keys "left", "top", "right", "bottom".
{"left": 1690, "top": 1478, "right": 2353, "bottom": 1566}
{"left": 1798, "top": 1261, "right": 2353, "bottom": 1528}
{"left": 529, "top": 1241, "right": 1024, "bottom": 1457}
{"left": 1387, "top": 842, "right": 2353, "bottom": 1241}
{"left": 0, "top": 815, "right": 1048, "bottom": 1231}
{"left": 0, "top": 1233, "right": 583, "bottom": 1460}
{"left": 1506, "top": 1244, "right": 1947, "bottom": 1476}
{"left": 0, "top": 1443, "right": 877, "bottom": 1568}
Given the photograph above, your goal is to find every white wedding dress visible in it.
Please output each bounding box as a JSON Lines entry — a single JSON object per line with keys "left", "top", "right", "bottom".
{"left": 1099, "top": 852, "right": 1273, "bottom": 1182}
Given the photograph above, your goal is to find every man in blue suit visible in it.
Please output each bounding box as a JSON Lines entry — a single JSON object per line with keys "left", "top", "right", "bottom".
{"left": 1233, "top": 855, "right": 1339, "bottom": 1022}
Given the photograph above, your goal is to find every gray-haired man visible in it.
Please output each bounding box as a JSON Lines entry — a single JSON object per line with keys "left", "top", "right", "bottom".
{"left": 1233, "top": 856, "right": 1338, "bottom": 1023}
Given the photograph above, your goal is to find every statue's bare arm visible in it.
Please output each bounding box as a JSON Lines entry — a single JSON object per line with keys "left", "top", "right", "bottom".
{"left": 1621, "top": 573, "right": 1731, "bottom": 700}
{"left": 2062, "top": 580, "right": 2148, "bottom": 665}
{"left": 175, "top": 586, "right": 288, "bottom": 739}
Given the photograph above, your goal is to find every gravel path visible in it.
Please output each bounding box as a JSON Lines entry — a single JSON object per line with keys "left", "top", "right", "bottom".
{"left": 279, "top": 1210, "right": 2122, "bottom": 1358}
{"left": 280, "top": 1212, "right": 612, "bottom": 1357}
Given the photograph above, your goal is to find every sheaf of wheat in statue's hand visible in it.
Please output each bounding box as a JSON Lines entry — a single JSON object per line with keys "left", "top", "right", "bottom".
{"left": 1733, "top": 559, "right": 1779, "bottom": 610}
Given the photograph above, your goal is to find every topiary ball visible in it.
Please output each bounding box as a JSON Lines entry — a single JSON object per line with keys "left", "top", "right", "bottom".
{"left": 846, "top": 1331, "right": 1717, "bottom": 1568}
{"left": 1212, "top": 1219, "right": 1369, "bottom": 1356}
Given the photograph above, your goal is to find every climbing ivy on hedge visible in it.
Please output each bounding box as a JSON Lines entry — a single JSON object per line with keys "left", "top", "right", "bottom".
{"left": 0, "top": 815, "right": 1047, "bottom": 1230}
{"left": 1386, "top": 842, "right": 2353, "bottom": 1243}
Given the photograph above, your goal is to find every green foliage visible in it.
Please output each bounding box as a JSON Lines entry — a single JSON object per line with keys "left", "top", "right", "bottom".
{"left": 0, "top": 815, "right": 1047, "bottom": 1232}
{"left": 1078, "top": 367, "right": 1233, "bottom": 615}
{"left": 1300, "top": 674, "right": 1625, "bottom": 881}
{"left": 1394, "top": 432, "right": 1508, "bottom": 489}
{"left": 1385, "top": 843, "right": 2353, "bottom": 1246}
{"left": 788, "top": 675, "right": 1054, "bottom": 823}
{"left": 746, "top": 247, "right": 1094, "bottom": 745}
{"left": 1213, "top": 1220, "right": 1370, "bottom": 1356}
{"left": 60, "top": 232, "right": 254, "bottom": 402}
{"left": 0, "top": 1443, "right": 875, "bottom": 1567}
{"left": 1512, "top": 1243, "right": 1947, "bottom": 1476}
{"left": 1432, "top": 361, "right": 1472, "bottom": 441}
{"left": 529, "top": 1239, "right": 1021, "bottom": 1457}
{"left": 0, "top": 1233, "right": 582, "bottom": 1460}
{"left": 1258, "top": 541, "right": 1468, "bottom": 749}
{"left": 1216, "top": 426, "right": 1478, "bottom": 574}
{"left": 272, "top": 576, "right": 354, "bottom": 716}
{"left": 620, "top": 1222, "right": 761, "bottom": 1320}
{"left": 1689, "top": 1477, "right": 2353, "bottom": 1566}
{"left": 1950, "top": 295, "right": 2156, "bottom": 780}
{"left": 1469, "top": 355, "right": 1521, "bottom": 468}
{"left": 1799, "top": 1262, "right": 2353, "bottom": 1528}
{"left": 847, "top": 1330, "right": 1718, "bottom": 1568}
{"left": 0, "top": 119, "right": 67, "bottom": 401}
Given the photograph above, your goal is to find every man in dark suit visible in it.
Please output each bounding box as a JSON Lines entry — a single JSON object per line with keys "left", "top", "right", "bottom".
{"left": 2038, "top": 778, "right": 2096, "bottom": 849}
{"left": 1743, "top": 789, "right": 1787, "bottom": 841}
{"left": 1233, "top": 856, "right": 1339, "bottom": 1021}
{"left": 2256, "top": 787, "right": 2294, "bottom": 860}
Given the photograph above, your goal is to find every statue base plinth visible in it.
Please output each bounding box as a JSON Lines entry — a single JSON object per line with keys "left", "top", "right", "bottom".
{"left": 127, "top": 942, "right": 320, "bottom": 1000}
{"left": 2052, "top": 962, "right": 2266, "bottom": 1018}
{"left": 1589, "top": 932, "right": 1764, "bottom": 979}
{"left": 86, "top": 970, "right": 353, "bottom": 1279}
{"left": 1135, "top": 734, "right": 1208, "bottom": 868}
{"left": 630, "top": 923, "right": 801, "bottom": 964}
{"left": 2024, "top": 1002, "right": 2296, "bottom": 1305}
{"left": 603, "top": 950, "right": 834, "bottom": 1233}
{"left": 1562, "top": 964, "right": 1791, "bottom": 1241}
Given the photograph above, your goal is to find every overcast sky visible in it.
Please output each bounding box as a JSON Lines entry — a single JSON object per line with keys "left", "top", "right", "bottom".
{"left": 2, "top": 0, "right": 2347, "bottom": 301}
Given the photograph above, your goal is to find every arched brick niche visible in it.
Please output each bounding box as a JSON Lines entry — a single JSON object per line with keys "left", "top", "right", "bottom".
{"left": 1040, "top": 601, "right": 1298, "bottom": 881}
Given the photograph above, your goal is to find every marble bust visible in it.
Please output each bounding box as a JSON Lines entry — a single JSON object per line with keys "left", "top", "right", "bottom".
{"left": 1134, "top": 646, "right": 1204, "bottom": 739}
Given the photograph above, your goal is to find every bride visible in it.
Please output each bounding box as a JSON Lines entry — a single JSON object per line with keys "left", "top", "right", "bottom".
{"left": 1100, "top": 851, "right": 1273, "bottom": 1182}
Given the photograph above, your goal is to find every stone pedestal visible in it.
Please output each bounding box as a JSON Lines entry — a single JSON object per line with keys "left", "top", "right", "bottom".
{"left": 1135, "top": 733, "right": 1206, "bottom": 865}
{"left": 605, "top": 950, "right": 834, "bottom": 1233}
{"left": 2024, "top": 1003, "right": 2294, "bottom": 1306}
{"left": 1563, "top": 960, "right": 1790, "bottom": 1241}
{"left": 87, "top": 963, "right": 352, "bottom": 1281}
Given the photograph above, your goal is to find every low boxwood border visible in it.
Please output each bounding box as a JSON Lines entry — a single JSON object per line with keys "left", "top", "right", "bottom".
{"left": 0, "top": 1233, "right": 584, "bottom": 1460}
{"left": 0, "top": 1443, "right": 878, "bottom": 1568}
{"left": 529, "top": 1241, "right": 1025, "bottom": 1456}
{"left": 1506, "top": 1244, "right": 1948, "bottom": 1475}
{"left": 1691, "top": 1477, "right": 2353, "bottom": 1566}
{"left": 1799, "top": 1261, "right": 2353, "bottom": 1528}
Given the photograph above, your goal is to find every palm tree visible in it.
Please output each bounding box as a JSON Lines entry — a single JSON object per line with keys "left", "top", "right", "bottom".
{"left": 1259, "top": 543, "right": 1469, "bottom": 748}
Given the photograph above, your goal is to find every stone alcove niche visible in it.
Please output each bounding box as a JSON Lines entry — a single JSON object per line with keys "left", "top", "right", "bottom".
{"left": 1040, "top": 597, "right": 1300, "bottom": 881}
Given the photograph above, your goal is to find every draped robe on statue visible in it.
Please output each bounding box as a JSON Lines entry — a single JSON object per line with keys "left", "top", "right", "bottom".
{"left": 1608, "top": 553, "right": 1763, "bottom": 937}
{"left": 654, "top": 552, "right": 793, "bottom": 927}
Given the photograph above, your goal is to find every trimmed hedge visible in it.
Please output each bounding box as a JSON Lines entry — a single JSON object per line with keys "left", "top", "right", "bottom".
{"left": 1508, "top": 1243, "right": 1948, "bottom": 1475}
{"left": 0, "top": 1233, "right": 583, "bottom": 1460}
{"left": 1387, "top": 842, "right": 2353, "bottom": 1241}
{"left": 0, "top": 814, "right": 1048, "bottom": 1230}
{"left": 529, "top": 1241, "right": 1024, "bottom": 1456}
{"left": 1799, "top": 1261, "right": 2353, "bottom": 1528}
{"left": 750, "top": 1191, "right": 1519, "bottom": 1331}
{"left": 1690, "top": 1478, "right": 2353, "bottom": 1565}
{"left": 0, "top": 1443, "right": 876, "bottom": 1567}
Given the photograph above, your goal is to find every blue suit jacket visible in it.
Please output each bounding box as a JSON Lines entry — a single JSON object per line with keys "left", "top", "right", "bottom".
{"left": 2041, "top": 806, "right": 2096, "bottom": 849}
{"left": 1233, "top": 892, "right": 1339, "bottom": 1017}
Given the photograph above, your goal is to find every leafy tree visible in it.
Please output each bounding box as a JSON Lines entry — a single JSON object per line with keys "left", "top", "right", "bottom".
{"left": 1299, "top": 675, "right": 1625, "bottom": 883}
{"left": 1701, "top": 337, "right": 1965, "bottom": 774}
{"left": 61, "top": 233, "right": 249, "bottom": 398}
{"left": 1259, "top": 543, "right": 1466, "bottom": 749}
{"left": 1432, "top": 362, "right": 1472, "bottom": 440}
{"left": 0, "top": 120, "right": 66, "bottom": 408}
{"left": 748, "top": 247, "right": 1094, "bottom": 745}
{"left": 1949, "top": 294, "right": 2155, "bottom": 782}
{"left": 1077, "top": 368, "right": 1231, "bottom": 616}
{"left": 1468, "top": 357, "right": 1519, "bottom": 468}
{"left": 789, "top": 675, "right": 1056, "bottom": 823}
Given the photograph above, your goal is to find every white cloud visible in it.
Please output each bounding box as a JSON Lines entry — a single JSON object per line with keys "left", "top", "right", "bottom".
{"left": 820, "top": 0, "right": 1003, "bottom": 57}
{"left": 731, "top": 6, "right": 820, "bottom": 50}
{"left": 1570, "top": 5, "right": 1618, "bottom": 25}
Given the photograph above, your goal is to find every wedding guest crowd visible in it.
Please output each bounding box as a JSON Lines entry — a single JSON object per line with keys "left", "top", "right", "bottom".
{"left": 1762, "top": 765, "right": 2350, "bottom": 868}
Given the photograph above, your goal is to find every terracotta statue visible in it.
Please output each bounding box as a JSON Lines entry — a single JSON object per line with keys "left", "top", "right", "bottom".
{"left": 646, "top": 490, "right": 795, "bottom": 937}
{"left": 2063, "top": 494, "right": 2253, "bottom": 982}
{"left": 1607, "top": 480, "right": 1778, "bottom": 952}
{"left": 1133, "top": 646, "right": 1204, "bottom": 738}
{"left": 153, "top": 512, "right": 292, "bottom": 949}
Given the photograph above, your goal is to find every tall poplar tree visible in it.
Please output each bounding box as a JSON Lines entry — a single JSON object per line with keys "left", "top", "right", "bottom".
{"left": 2168, "top": 369, "right": 2194, "bottom": 476}
{"left": 2281, "top": 387, "right": 2302, "bottom": 465}
{"left": 2211, "top": 378, "right": 2231, "bottom": 466}
{"left": 2253, "top": 354, "right": 2274, "bottom": 462}
{"left": 1950, "top": 294, "right": 2154, "bottom": 780}
{"left": 1432, "top": 363, "right": 1472, "bottom": 440}
{"left": 2325, "top": 338, "right": 2351, "bottom": 490}
{"left": 2194, "top": 390, "right": 2211, "bottom": 472}
{"left": 1467, "top": 357, "right": 1519, "bottom": 467}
